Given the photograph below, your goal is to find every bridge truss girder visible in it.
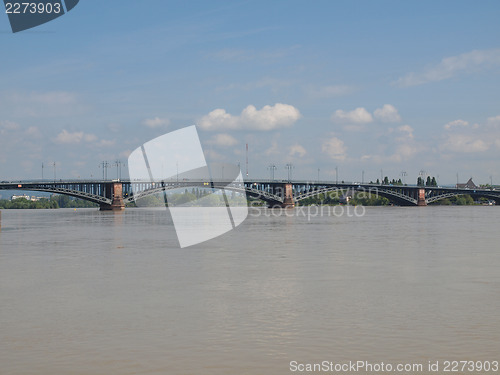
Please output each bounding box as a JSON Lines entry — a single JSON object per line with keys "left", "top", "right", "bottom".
{"left": 1, "top": 185, "right": 112, "bottom": 205}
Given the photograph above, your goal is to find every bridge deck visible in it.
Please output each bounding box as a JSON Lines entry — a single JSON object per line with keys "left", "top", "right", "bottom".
{"left": 1, "top": 180, "right": 499, "bottom": 208}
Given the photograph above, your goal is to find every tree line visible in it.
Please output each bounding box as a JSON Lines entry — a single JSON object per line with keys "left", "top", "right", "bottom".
{"left": 0, "top": 195, "right": 98, "bottom": 209}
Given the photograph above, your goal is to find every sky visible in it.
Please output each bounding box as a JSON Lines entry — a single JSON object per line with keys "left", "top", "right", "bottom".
{"left": 1, "top": 0, "right": 500, "bottom": 185}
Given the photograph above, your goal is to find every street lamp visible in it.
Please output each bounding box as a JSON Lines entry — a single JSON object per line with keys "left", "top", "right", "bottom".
{"left": 285, "top": 163, "right": 294, "bottom": 181}
{"left": 99, "top": 161, "right": 110, "bottom": 180}
{"left": 113, "top": 160, "right": 124, "bottom": 180}
{"left": 268, "top": 164, "right": 277, "bottom": 181}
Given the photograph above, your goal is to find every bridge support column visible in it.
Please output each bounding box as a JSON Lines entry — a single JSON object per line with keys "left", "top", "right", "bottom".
{"left": 282, "top": 183, "right": 295, "bottom": 207}
{"left": 100, "top": 182, "right": 125, "bottom": 211}
{"left": 417, "top": 188, "right": 427, "bottom": 206}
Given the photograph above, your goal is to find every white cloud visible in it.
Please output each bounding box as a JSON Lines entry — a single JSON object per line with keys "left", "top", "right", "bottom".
{"left": 119, "top": 150, "right": 132, "bottom": 159}
{"left": 198, "top": 103, "right": 301, "bottom": 131}
{"left": 208, "top": 133, "right": 239, "bottom": 147}
{"left": 442, "top": 134, "right": 490, "bottom": 153}
{"left": 331, "top": 107, "right": 373, "bottom": 124}
{"left": 200, "top": 108, "right": 236, "bottom": 129}
{"left": 396, "top": 125, "right": 414, "bottom": 139}
{"left": 389, "top": 126, "right": 421, "bottom": 162}
{"left": 391, "top": 143, "right": 419, "bottom": 162}
{"left": 265, "top": 141, "right": 279, "bottom": 156}
{"left": 142, "top": 117, "right": 170, "bottom": 128}
{"left": 322, "top": 136, "right": 347, "bottom": 161}
{"left": 444, "top": 119, "right": 469, "bottom": 130}
{"left": 486, "top": 115, "right": 500, "bottom": 126}
{"left": 0, "top": 120, "right": 20, "bottom": 131}
{"left": 289, "top": 144, "right": 307, "bottom": 158}
{"left": 332, "top": 104, "right": 402, "bottom": 131}
{"left": 395, "top": 48, "right": 500, "bottom": 87}
{"left": 54, "top": 129, "right": 97, "bottom": 144}
{"left": 362, "top": 125, "right": 420, "bottom": 163}
{"left": 374, "top": 104, "right": 401, "bottom": 123}
{"left": 440, "top": 115, "right": 500, "bottom": 154}
{"left": 24, "top": 126, "right": 41, "bottom": 138}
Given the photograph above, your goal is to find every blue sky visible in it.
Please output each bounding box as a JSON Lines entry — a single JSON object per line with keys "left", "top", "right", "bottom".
{"left": 1, "top": 0, "right": 500, "bottom": 185}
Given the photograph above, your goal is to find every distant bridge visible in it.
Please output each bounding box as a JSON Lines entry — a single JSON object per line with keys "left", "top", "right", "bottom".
{"left": 1, "top": 179, "right": 499, "bottom": 210}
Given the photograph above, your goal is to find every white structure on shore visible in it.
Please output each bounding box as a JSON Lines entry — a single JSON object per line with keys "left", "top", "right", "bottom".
{"left": 11, "top": 195, "right": 45, "bottom": 201}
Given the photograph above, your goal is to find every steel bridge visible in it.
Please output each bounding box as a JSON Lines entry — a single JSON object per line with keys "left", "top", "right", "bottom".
{"left": 1, "top": 179, "right": 500, "bottom": 210}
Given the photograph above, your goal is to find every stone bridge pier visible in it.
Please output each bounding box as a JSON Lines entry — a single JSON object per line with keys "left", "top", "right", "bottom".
{"left": 282, "top": 183, "right": 295, "bottom": 207}
{"left": 267, "top": 183, "right": 295, "bottom": 207}
{"left": 100, "top": 182, "right": 125, "bottom": 211}
{"left": 417, "top": 188, "right": 427, "bottom": 206}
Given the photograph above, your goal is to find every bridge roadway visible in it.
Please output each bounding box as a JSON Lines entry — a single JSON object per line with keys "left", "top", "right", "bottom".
{"left": 1, "top": 179, "right": 499, "bottom": 210}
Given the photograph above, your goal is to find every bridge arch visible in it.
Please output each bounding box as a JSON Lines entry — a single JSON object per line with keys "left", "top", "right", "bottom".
{"left": 2, "top": 185, "right": 111, "bottom": 205}
{"left": 426, "top": 191, "right": 499, "bottom": 205}
{"left": 126, "top": 183, "right": 285, "bottom": 206}
{"left": 293, "top": 185, "right": 419, "bottom": 206}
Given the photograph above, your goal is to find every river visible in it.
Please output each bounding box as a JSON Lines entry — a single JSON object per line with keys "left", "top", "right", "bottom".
{"left": 1, "top": 206, "right": 499, "bottom": 374}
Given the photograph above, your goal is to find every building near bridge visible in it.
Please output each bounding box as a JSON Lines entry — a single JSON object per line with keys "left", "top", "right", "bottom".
{"left": 11, "top": 195, "right": 30, "bottom": 200}
{"left": 456, "top": 178, "right": 477, "bottom": 189}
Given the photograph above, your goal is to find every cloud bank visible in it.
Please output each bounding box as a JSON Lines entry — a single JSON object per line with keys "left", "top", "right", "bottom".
{"left": 198, "top": 103, "right": 301, "bottom": 131}
{"left": 395, "top": 48, "right": 500, "bottom": 87}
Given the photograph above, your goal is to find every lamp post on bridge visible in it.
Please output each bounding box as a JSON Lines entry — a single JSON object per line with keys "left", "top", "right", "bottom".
{"left": 99, "top": 161, "right": 110, "bottom": 180}
{"left": 285, "top": 163, "right": 294, "bottom": 181}
{"left": 336, "top": 166, "right": 338, "bottom": 184}
{"left": 113, "top": 160, "right": 124, "bottom": 180}
{"left": 268, "top": 164, "right": 277, "bottom": 181}
{"left": 401, "top": 171, "right": 407, "bottom": 185}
